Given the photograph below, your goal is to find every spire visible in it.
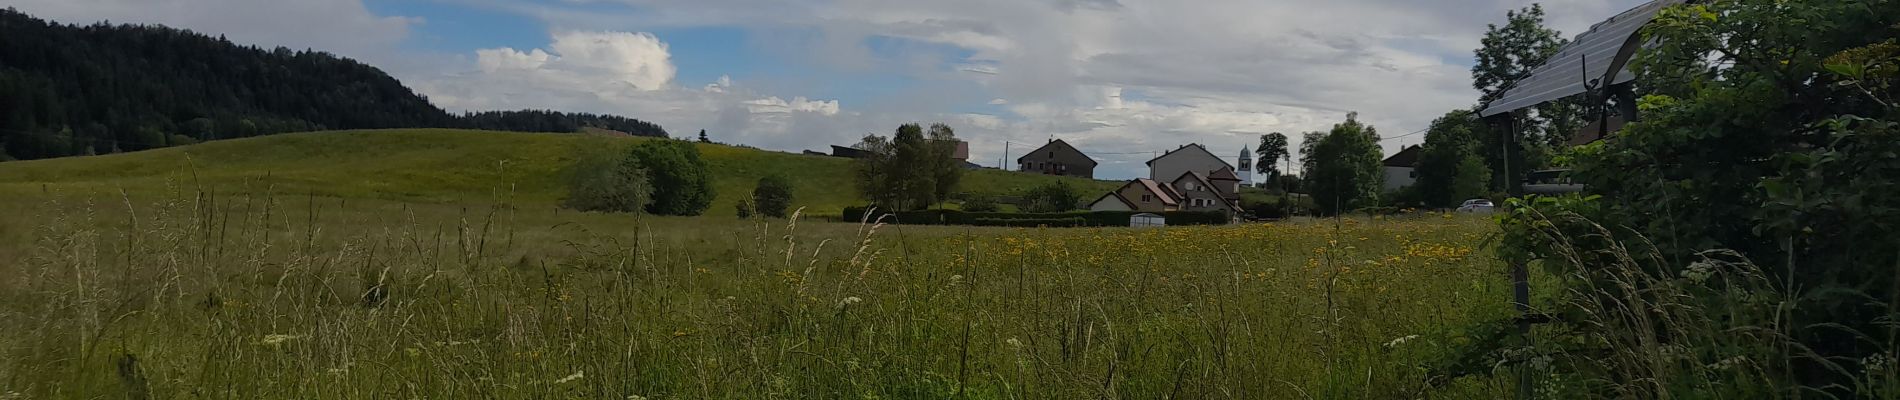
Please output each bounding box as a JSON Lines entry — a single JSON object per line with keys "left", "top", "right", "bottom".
{"left": 1240, "top": 145, "right": 1251, "bottom": 159}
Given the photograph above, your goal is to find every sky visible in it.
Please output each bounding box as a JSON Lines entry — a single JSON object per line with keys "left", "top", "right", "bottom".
{"left": 6, "top": 0, "right": 1648, "bottom": 180}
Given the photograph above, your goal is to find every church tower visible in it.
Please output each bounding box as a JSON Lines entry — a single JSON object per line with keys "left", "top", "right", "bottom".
{"left": 1237, "top": 146, "right": 1254, "bottom": 187}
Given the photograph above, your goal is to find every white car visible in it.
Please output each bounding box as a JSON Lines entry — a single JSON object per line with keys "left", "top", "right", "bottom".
{"left": 1456, "top": 199, "right": 1496, "bottom": 213}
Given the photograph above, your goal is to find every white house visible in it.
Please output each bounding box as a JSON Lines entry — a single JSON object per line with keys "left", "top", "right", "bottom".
{"left": 1382, "top": 145, "right": 1421, "bottom": 193}
{"left": 1147, "top": 144, "right": 1234, "bottom": 183}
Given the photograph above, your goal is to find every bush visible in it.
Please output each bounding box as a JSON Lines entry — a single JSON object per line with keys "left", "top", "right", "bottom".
{"left": 561, "top": 143, "right": 652, "bottom": 213}
{"left": 960, "top": 195, "right": 1000, "bottom": 212}
{"left": 631, "top": 140, "right": 714, "bottom": 216}
{"left": 752, "top": 174, "right": 794, "bottom": 218}
{"left": 734, "top": 200, "right": 754, "bottom": 219}
{"left": 1019, "top": 181, "right": 1082, "bottom": 213}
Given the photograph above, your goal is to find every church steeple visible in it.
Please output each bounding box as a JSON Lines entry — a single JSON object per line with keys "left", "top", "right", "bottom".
{"left": 1237, "top": 146, "right": 1254, "bottom": 185}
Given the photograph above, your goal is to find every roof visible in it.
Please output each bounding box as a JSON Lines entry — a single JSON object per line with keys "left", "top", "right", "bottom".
{"left": 830, "top": 145, "right": 874, "bottom": 158}
{"left": 1015, "top": 139, "right": 1098, "bottom": 166}
{"left": 1208, "top": 166, "right": 1241, "bottom": 181}
{"left": 1383, "top": 145, "right": 1422, "bottom": 167}
{"left": 1132, "top": 178, "right": 1179, "bottom": 206}
{"left": 1171, "top": 171, "right": 1243, "bottom": 212}
{"left": 1088, "top": 191, "right": 1135, "bottom": 209}
{"left": 1480, "top": 0, "right": 1685, "bottom": 117}
{"left": 1145, "top": 143, "right": 1235, "bottom": 171}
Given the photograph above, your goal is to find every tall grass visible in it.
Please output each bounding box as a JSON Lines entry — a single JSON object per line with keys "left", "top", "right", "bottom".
{"left": 0, "top": 185, "right": 1516, "bottom": 398}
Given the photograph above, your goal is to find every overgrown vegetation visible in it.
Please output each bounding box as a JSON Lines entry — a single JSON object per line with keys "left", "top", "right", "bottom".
{"left": 1476, "top": 0, "right": 1900, "bottom": 397}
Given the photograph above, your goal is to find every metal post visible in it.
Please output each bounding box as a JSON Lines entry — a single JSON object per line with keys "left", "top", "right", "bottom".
{"left": 1514, "top": 259, "right": 1534, "bottom": 399}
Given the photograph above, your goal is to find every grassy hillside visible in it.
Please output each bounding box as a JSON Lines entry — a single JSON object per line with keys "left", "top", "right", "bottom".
{"left": 0, "top": 129, "right": 1119, "bottom": 216}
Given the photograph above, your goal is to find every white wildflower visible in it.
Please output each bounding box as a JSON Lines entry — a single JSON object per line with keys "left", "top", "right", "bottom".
{"left": 555, "top": 370, "right": 585, "bottom": 384}
{"left": 259, "top": 334, "right": 303, "bottom": 346}
{"left": 1006, "top": 337, "right": 1022, "bottom": 348}
{"left": 950, "top": 274, "right": 964, "bottom": 285}
{"left": 1384, "top": 335, "right": 1419, "bottom": 348}
{"left": 1867, "top": 353, "right": 1893, "bottom": 374}
{"left": 1529, "top": 355, "right": 1553, "bottom": 371}
{"left": 1681, "top": 260, "right": 1717, "bottom": 283}
{"left": 1709, "top": 356, "right": 1748, "bottom": 371}
{"left": 836, "top": 296, "right": 863, "bottom": 309}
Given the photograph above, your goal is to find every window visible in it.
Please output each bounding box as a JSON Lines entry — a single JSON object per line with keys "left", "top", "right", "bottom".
{"left": 1141, "top": 195, "right": 1153, "bottom": 202}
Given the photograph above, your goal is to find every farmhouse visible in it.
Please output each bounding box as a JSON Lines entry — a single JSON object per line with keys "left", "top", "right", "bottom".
{"left": 1146, "top": 143, "right": 1233, "bottom": 182}
{"left": 1016, "top": 139, "right": 1096, "bottom": 179}
{"left": 1382, "top": 145, "right": 1421, "bottom": 193}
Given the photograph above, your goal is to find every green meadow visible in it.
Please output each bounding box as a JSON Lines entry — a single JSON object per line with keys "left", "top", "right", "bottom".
{"left": 0, "top": 130, "right": 1518, "bottom": 398}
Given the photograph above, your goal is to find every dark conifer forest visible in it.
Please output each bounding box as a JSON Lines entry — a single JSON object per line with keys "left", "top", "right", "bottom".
{"left": 0, "top": 8, "right": 668, "bottom": 161}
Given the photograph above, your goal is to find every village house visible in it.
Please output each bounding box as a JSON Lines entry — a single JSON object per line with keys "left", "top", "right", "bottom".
{"left": 1088, "top": 143, "right": 1244, "bottom": 220}
{"left": 1382, "top": 145, "right": 1421, "bottom": 193}
{"left": 1015, "top": 139, "right": 1096, "bottom": 179}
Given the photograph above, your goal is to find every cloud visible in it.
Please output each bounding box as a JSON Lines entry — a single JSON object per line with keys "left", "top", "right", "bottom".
{"left": 474, "top": 31, "right": 676, "bottom": 92}
{"left": 416, "top": 30, "right": 858, "bottom": 153}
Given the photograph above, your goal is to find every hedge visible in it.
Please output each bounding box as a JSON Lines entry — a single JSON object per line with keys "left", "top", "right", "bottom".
{"left": 841, "top": 207, "right": 1229, "bottom": 227}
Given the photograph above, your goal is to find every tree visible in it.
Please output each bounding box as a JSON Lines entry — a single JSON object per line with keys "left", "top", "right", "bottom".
{"left": 752, "top": 174, "right": 794, "bottom": 218}
{"left": 697, "top": 129, "right": 710, "bottom": 143}
{"left": 926, "top": 123, "right": 963, "bottom": 207}
{"left": 1300, "top": 113, "right": 1383, "bottom": 215}
{"left": 851, "top": 123, "right": 961, "bottom": 211}
{"left": 1472, "top": 3, "right": 1581, "bottom": 191}
{"left": 1020, "top": 181, "right": 1082, "bottom": 213}
{"left": 630, "top": 139, "right": 715, "bottom": 216}
{"left": 1255, "top": 132, "right": 1290, "bottom": 191}
{"left": 561, "top": 142, "right": 651, "bottom": 213}
{"left": 1412, "top": 109, "right": 1492, "bottom": 207}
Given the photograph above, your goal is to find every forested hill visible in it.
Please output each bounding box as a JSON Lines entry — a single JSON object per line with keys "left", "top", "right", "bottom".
{"left": 0, "top": 9, "right": 667, "bottom": 161}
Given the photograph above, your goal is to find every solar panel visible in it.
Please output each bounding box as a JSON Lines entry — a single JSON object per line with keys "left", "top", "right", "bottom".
{"left": 1479, "top": 0, "right": 1686, "bottom": 117}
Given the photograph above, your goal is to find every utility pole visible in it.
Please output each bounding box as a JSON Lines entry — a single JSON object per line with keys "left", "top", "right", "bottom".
{"left": 1002, "top": 141, "right": 1011, "bottom": 171}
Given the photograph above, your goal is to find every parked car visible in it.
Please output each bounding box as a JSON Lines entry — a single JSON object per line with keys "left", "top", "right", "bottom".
{"left": 1456, "top": 199, "right": 1495, "bottom": 213}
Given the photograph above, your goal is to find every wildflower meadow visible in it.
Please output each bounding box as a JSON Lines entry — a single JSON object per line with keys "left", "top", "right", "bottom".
{"left": 0, "top": 190, "right": 1517, "bottom": 398}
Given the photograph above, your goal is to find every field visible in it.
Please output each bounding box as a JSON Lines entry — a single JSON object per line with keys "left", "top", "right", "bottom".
{"left": 0, "top": 129, "right": 1122, "bottom": 217}
{"left": 0, "top": 132, "right": 1519, "bottom": 398}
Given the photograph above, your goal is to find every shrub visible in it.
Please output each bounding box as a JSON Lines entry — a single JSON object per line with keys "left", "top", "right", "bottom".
{"left": 734, "top": 200, "right": 754, "bottom": 219}
{"left": 1019, "top": 181, "right": 1082, "bottom": 213}
{"left": 561, "top": 143, "right": 652, "bottom": 213}
{"left": 752, "top": 174, "right": 794, "bottom": 218}
{"left": 960, "top": 195, "right": 1000, "bottom": 212}
{"left": 630, "top": 139, "right": 714, "bottom": 216}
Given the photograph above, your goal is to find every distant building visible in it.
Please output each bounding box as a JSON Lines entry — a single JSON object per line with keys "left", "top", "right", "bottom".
{"left": 1382, "top": 145, "right": 1422, "bottom": 193}
{"left": 1016, "top": 139, "right": 1096, "bottom": 179}
{"left": 828, "top": 139, "right": 969, "bottom": 162}
{"left": 801, "top": 150, "right": 828, "bottom": 156}
{"left": 1237, "top": 146, "right": 1254, "bottom": 187}
{"left": 830, "top": 145, "right": 875, "bottom": 159}
{"left": 1146, "top": 143, "right": 1233, "bottom": 182}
